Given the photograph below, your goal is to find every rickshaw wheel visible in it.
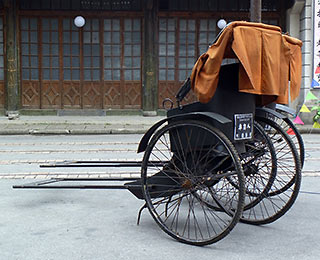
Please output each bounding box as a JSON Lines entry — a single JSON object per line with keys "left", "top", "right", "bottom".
{"left": 213, "top": 122, "right": 277, "bottom": 214}
{"left": 240, "top": 117, "right": 301, "bottom": 225}
{"left": 239, "top": 121, "right": 277, "bottom": 212}
{"left": 270, "top": 113, "right": 305, "bottom": 168}
{"left": 141, "top": 120, "right": 245, "bottom": 246}
{"left": 279, "top": 117, "right": 304, "bottom": 168}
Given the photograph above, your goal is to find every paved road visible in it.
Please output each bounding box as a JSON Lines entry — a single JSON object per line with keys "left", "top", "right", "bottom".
{"left": 0, "top": 134, "right": 144, "bottom": 179}
{"left": 0, "top": 133, "right": 319, "bottom": 179}
{"left": 0, "top": 177, "right": 319, "bottom": 260}
{"left": 0, "top": 134, "right": 319, "bottom": 259}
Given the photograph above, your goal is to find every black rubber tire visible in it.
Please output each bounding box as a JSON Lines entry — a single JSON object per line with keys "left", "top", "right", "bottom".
{"left": 141, "top": 119, "right": 245, "bottom": 246}
{"left": 240, "top": 116, "right": 302, "bottom": 225}
{"left": 281, "top": 117, "right": 305, "bottom": 168}
{"left": 270, "top": 111, "right": 305, "bottom": 169}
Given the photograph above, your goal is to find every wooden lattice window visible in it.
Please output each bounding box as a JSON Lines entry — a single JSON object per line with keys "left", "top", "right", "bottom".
{"left": 123, "top": 18, "right": 141, "bottom": 81}
{"left": 83, "top": 18, "right": 100, "bottom": 81}
{"left": 21, "top": 17, "right": 39, "bottom": 80}
{"left": 159, "top": 18, "right": 175, "bottom": 81}
{"left": 41, "top": 18, "right": 59, "bottom": 80}
{"left": 198, "top": 19, "right": 216, "bottom": 55}
{"left": 158, "top": 18, "right": 219, "bottom": 83}
{"left": 103, "top": 18, "right": 121, "bottom": 81}
{"left": 178, "top": 19, "right": 196, "bottom": 81}
{"left": 62, "top": 18, "right": 80, "bottom": 80}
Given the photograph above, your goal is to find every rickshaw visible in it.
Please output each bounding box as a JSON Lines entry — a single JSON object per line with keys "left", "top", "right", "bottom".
{"left": 14, "top": 21, "right": 303, "bottom": 246}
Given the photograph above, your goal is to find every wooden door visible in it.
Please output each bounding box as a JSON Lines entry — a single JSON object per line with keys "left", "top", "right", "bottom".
{"left": 103, "top": 17, "right": 142, "bottom": 109}
{"left": 62, "top": 18, "right": 81, "bottom": 108}
{"left": 41, "top": 18, "right": 61, "bottom": 108}
{"left": 20, "top": 15, "right": 142, "bottom": 110}
{"left": 21, "top": 17, "right": 40, "bottom": 108}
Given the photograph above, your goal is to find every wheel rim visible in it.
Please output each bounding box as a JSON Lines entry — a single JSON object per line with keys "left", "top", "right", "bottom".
{"left": 240, "top": 117, "right": 301, "bottom": 225}
{"left": 141, "top": 120, "right": 245, "bottom": 245}
{"left": 240, "top": 122, "right": 277, "bottom": 211}
{"left": 270, "top": 113, "right": 304, "bottom": 168}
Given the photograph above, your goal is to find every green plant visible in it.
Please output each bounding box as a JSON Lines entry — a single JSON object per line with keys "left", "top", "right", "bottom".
{"left": 311, "top": 101, "right": 320, "bottom": 123}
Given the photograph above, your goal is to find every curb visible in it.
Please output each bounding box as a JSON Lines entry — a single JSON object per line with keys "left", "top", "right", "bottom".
{"left": 0, "top": 120, "right": 319, "bottom": 135}
{"left": 0, "top": 126, "right": 151, "bottom": 135}
{"left": 295, "top": 125, "right": 320, "bottom": 134}
{"left": 0, "top": 126, "right": 318, "bottom": 135}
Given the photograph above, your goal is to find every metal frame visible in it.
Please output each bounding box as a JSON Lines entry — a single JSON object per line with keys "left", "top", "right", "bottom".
{"left": 13, "top": 177, "right": 139, "bottom": 189}
{"left": 13, "top": 160, "right": 165, "bottom": 190}
{"left": 39, "top": 160, "right": 163, "bottom": 168}
{"left": 275, "top": 103, "right": 296, "bottom": 116}
{"left": 137, "top": 111, "right": 232, "bottom": 153}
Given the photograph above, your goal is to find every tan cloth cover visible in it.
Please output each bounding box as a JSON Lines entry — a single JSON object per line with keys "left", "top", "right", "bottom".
{"left": 190, "top": 21, "right": 302, "bottom": 106}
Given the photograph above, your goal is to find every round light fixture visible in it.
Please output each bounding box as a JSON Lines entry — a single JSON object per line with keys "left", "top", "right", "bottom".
{"left": 74, "top": 16, "right": 85, "bottom": 28}
{"left": 217, "top": 19, "right": 227, "bottom": 29}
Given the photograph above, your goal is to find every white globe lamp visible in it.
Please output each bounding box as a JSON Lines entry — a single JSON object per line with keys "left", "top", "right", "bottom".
{"left": 217, "top": 19, "right": 227, "bottom": 29}
{"left": 74, "top": 16, "right": 85, "bottom": 28}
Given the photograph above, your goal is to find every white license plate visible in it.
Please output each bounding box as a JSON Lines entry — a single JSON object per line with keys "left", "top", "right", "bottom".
{"left": 234, "top": 113, "right": 253, "bottom": 140}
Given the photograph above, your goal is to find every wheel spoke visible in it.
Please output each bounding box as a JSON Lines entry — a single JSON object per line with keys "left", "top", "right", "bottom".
{"left": 241, "top": 117, "right": 301, "bottom": 225}
{"left": 141, "top": 120, "right": 245, "bottom": 245}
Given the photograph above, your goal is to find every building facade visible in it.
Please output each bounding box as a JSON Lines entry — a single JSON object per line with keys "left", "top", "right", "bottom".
{"left": 0, "top": 0, "right": 313, "bottom": 115}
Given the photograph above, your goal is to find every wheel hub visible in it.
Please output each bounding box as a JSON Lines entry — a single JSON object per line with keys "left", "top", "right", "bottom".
{"left": 181, "top": 178, "right": 193, "bottom": 189}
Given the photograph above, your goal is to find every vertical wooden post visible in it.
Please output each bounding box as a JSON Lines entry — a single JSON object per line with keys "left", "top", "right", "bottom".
{"left": 250, "top": 0, "right": 262, "bottom": 22}
{"left": 142, "top": 0, "right": 158, "bottom": 116}
{"left": 4, "top": 0, "right": 20, "bottom": 116}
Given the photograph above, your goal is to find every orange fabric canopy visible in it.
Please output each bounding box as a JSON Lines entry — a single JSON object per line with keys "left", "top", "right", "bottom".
{"left": 190, "top": 21, "right": 302, "bottom": 106}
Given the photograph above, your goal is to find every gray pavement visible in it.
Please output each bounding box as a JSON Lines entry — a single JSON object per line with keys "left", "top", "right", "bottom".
{"left": 0, "top": 133, "right": 319, "bottom": 179}
{"left": 0, "top": 177, "right": 319, "bottom": 260}
{"left": 0, "top": 115, "right": 320, "bottom": 135}
{"left": 0, "top": 115, "right": 166, "bottom": 135}
{"left": 0, "top": 133, "right": 319, "bottom": 259}
{"left": 0, "top": 134, "right": 144, "bottom": 179}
